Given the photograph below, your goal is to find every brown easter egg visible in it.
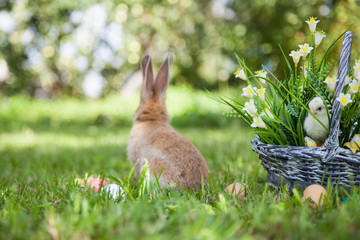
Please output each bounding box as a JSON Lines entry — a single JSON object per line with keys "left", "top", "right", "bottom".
{"left": 225, "top": 183, "right": 246, "bottom": 201}
{"left": 301, "top": 184, "right": 327, "bottom": 207}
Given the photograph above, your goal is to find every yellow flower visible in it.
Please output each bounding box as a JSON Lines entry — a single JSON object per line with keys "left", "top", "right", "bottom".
{"left": 256, "top": 87, "right": 266, "bottom": 101}
{"left": 323, "top": 76, "right": 337, "bottom": 92}
{"left": 260, "top": 108, "right": 274, "bottom": 119}
{"left": 344, "top": 134, "right": 360, "bottom": 153}
{"left": 251, "top": 116, "right": 266, "bottom": 129}
{"left": 289, "top": 50, "right": 301, "bottom": 66}
{"left": 255, "top": 69, "right": 265, "bottom": 75}
{"left": 314, "top": 31, "right": 326, "bottom": 46}
{"left": 241, "top": 85, "right": 256, "bottom": 98}
{"left": 305, "top": 136, "right": 317, "bottom": 147}
{"left": 243, "top": 99, "right": 257, "bottom": 116}
{"left": 255, "top": 69, "right": 268, "bottom": 85}
{"left": 234, "top": 67, "right": 247, "bottom": 80}
{"left": 305, "top": 17, "right": 320, "bottom": 33}
{"left": 299, "top": 43, "right": 313, "bottom": 59}
{"left": 336, "top": 93, "right": 352, "bottom": 109}
{"left": 349, "top": 80, "right": 359, "bottom": 94}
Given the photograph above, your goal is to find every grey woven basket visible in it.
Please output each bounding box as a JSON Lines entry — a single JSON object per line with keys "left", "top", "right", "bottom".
{"left": 251, "top": 31, "right": 360, "bottom": 190}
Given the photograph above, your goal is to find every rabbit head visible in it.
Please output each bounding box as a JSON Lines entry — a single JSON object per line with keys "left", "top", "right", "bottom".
{"left": 134, "top": 54, "right": 173, "bottom": 123}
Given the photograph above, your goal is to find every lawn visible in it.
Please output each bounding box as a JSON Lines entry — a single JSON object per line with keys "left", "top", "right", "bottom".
{"left": 1, "top": 86, "right": 360, "bottom": 239}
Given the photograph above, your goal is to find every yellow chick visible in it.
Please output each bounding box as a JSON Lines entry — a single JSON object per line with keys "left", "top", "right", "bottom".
{"left": 303, "top": 97, "right": 329, "bottom": 146}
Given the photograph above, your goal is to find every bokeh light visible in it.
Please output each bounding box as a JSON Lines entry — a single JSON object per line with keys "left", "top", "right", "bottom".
{"left": 0, "top": 0, "right": 359, "bottom": 98}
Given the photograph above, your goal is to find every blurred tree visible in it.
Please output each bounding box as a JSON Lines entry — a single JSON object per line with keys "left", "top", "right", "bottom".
{"left": 0, "top": 0, "right": 359, "bottom": 97}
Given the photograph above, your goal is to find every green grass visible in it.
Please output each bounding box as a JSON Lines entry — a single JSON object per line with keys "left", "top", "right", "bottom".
{"left": 1, "top": 86, "right": 360, "bottom": 239}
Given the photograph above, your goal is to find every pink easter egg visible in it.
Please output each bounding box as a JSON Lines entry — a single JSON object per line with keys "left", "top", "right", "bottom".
{"left": 87, "top": 178, "right": 107, "bottom": 192}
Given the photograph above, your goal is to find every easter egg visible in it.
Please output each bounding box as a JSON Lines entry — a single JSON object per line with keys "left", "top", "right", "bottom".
{"left": 225, "top": 183, "right": 246, "bottom": 201}
{"left": 301, "top": 184, "right": 327, "bottom": 207}
{"left": 87, "top": 178, "right": 107, "bottom": 192}
{"left": 102, "top": 184, "right": 126, "bottom": 199}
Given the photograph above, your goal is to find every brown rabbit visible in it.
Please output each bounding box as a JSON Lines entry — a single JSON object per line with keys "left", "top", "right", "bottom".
{"left": 127, "top": 54, "right": 209, "bottom": 190}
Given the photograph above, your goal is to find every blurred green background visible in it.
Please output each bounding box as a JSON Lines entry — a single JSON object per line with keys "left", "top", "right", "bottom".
{"left": 0, "top": 0, "right": 359, "bottom": 98}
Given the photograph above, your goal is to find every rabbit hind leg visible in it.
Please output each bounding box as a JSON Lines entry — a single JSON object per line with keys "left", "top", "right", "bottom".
{"left": 149, "top": 159, "right": 174, "bottom": 188}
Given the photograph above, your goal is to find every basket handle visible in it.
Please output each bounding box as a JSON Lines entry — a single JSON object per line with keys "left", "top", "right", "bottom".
{"left": 322, "top": 31, "right": 353, "bottom": 162}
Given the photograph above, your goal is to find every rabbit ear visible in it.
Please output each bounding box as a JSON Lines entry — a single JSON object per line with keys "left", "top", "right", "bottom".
{"left": 140, "top": 54, "right": 154, "bottom": 101}
{"left": 154, "top": 54, "right": 173, "bottom": 98}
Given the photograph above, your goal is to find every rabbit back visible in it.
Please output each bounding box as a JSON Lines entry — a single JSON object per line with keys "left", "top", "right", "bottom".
{"left": 128, "top": 121, "right": 209, "bottom": 189}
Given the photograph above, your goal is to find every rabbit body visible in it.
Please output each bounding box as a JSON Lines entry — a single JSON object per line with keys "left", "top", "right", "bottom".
{"left": 127, "top": 55, "right": 209, "bottom": 190}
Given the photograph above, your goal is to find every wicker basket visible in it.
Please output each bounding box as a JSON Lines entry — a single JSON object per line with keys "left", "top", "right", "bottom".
{"left": 251, "top": 31, "right": 360, "bottom": 190}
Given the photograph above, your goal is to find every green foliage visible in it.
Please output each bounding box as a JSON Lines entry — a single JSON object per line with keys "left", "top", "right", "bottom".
{"left": 286, "top": 101, "right": 299, "bottom": 119}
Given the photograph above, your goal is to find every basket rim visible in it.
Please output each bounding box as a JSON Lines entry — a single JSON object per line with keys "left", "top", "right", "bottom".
{"left": 251, "top": 135, "right": 359, "bottom": 156}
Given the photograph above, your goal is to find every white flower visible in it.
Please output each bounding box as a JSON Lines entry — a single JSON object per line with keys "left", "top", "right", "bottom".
{"left": 345, "top": 75, "right": 352, "bottom": 85}
{"left": 243, "top": 99, "right": 257, "bottom": 116}
{"left": 336, "top": 93, "right": 352, "bottom": 109}
{"left": 251, "top": 116, "right": 266, "bottom": 129}
{"left": 305, "top": 17, "right": 320, "bottom": 33}
{"left": 344, "top": 134, "right": 360, "bottom": 153}
{"left": 348, "top": 80, "right": 359, "bottom": 94}
{"left": 241, "top": 85, "right": 256, "bottom": 98}
{"left": 354, "top": 59, "right": 360, "bottom": 80}
{"left": 314, "top": 31, "right": 326, "bottom": 46}
{"left": 356, "top": 72, "right": 360, "bottom": 81}
{"left": 305, "top": 136, "right": 317, "bottom": 147}
{"left": 256, "top": 87, "right": 266, "bottom": 101}
{"left": 299, "top": 43, "right": 314, "bottom": 58}
{"left": 255, "top": 69, "right": 268, "bottom": 85}
{"left": 234, "top": 67, "right": 247, "bottom": 80}
{"left": 260, "top": 108, "right": 274, "bottom": 119}
{"left": 289, "top": 50, "right": 301, "bottom": 66}
{"left": 323, "top": 76, "right": 337, "bottom": 92}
